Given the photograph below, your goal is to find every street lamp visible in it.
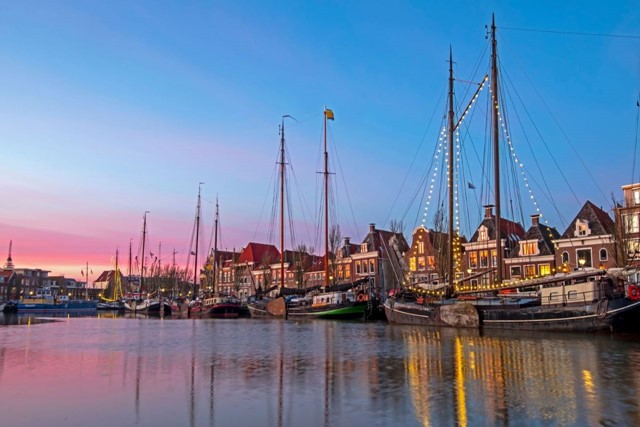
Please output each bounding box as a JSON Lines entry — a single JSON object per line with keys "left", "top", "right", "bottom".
{"left": 578, "top": 258, "right": 586, "bottom": 270}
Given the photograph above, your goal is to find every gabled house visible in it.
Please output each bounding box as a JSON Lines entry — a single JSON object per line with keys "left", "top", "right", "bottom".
{"left": 350, "top": 223, "right": 409, "bottom": 295}
{"left": 554, "top": 200, "right": 616, "bottom": 271}
{"left": 405, "top": 225, "right": 462, "bottom": 285}
{"left": 505, "top": 214, "right": 560, "bottom": 279}
{"left": 463, "top": 205, "right": 526, "bottom": 287}
{"left": 94, "top": 270, "right": 126, "bottom": 299}
{"left": 218, "top": 242, "right": 279, "bottom": 298}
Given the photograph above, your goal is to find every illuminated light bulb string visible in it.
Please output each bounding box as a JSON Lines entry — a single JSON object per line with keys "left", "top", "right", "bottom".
{"left": 421, "top": 126, "right": 447, "bottom": 227}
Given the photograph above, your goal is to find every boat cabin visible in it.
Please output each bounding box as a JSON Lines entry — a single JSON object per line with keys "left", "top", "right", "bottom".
{"left": 312, "top": 291, "right": 356, "bottom": 307}
{"left": 540, "top": 275, "right": 606, "bottom": 306}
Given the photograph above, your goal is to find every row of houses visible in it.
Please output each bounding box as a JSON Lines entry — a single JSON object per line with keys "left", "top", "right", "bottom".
{"left": 204, "top": 183, "right": 640, "bottom": 298}
{"left": 4, "top": 183, "right": 640, "bottom": 301}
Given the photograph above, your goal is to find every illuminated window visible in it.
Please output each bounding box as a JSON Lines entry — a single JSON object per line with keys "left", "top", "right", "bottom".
{"left": 575, "top": 219, "right": 590, "bottom": 237}
{"left": 510, "top": 266, "right": 521, "bottom": 277}
{"left": 539, "top": 264, "right": 550, "bottom": 276}
{"left": 521, "top": 241, "right": 538, "bottom": 256}
{"left": 418, "top": 241, "right": 425, "bottom": 254}
{"left": 356, "top": 262, "right": 361, "bottom": 274}
{"left": 469, "top": 252, "right": 478, "bottom": 268}
{"left": 369, "top": 260, "right": 375, "bottom": 273}
{"left": 480, "top": 250, "right": 489, "bottom": 267}
{"left": 479, "top": 226, "right": 488, "bottom": 241}
{"left": 345, "top": 265, "right": 351, "bottom": 278}
{"left": 491, "top": 249, "right": 497, "bottom": 267}
{"left": 524, "top": 264, "right": 536, "bottom": 277}
{"left": 361, "top": 243, "right": 368, "bottom": 253}
{"left": 363, "top": 261, "right": 368, "bottom": 273}
{"left": 427, "top": 256, "right": 435, "bottom": 267}
{"left": 417, "top": 257, "right": 426, "bottom": 270}
{"left": 409, "top": 257, "right": 416, "bottom": 271}
{"left": 576, "top": 249, "right": 592, "bottom": 268}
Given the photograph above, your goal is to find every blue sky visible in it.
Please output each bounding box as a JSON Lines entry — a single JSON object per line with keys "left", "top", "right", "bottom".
{"left": 0, "top": 1, "right": 638, "bottom": 279}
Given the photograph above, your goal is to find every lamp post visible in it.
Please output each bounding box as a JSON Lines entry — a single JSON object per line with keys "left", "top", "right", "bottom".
{"left": 579, "top": 258, "right": 586, "bottom": 270}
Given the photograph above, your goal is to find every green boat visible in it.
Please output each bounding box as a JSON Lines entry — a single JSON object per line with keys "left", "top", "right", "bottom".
{"left": 286, "top": 290, "right": 375, "bottom": 320}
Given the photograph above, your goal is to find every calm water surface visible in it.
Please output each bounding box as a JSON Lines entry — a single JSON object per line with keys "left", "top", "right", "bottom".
{"left": 1, "top": 313, "right": 640, "bottom": 426}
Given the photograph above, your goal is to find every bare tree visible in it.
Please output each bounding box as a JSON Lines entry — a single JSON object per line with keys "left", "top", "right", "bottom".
{"left": 329, "top": 225, "right": 342, "bottom": 285}
{"left": 389, "top": 219, "right": 405, "bottom": 234}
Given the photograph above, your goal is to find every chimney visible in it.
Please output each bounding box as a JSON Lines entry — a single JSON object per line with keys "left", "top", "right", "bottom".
{"left": 531, "top": 214, "right": 540, "bottom": 226}
{"left": 343, "top": 237, "right": 350, "bottom": 247}
{"left": 483, "top": 205, "right": 494, "bottom": 219}
{"left": 369, "top": 223, "right": 376, "bottom": 233}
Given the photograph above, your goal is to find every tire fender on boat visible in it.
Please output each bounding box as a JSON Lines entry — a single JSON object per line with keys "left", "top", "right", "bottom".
{"left": 628, "top": 283, "right": 640, "bottom": 301}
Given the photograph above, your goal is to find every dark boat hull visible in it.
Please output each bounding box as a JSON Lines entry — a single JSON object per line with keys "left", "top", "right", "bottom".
{"left": 385, "top": 297, "right": 640, "bottom": 332}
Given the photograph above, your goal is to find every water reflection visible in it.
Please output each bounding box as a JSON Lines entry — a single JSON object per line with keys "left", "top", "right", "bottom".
{"left": 1, "top": 318, "right": 640, "bottom": 426}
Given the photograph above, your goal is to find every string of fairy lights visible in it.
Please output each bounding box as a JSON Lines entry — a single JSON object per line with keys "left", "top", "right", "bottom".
{"left": 406, "top": 76, "right": 564, "bottom": 297}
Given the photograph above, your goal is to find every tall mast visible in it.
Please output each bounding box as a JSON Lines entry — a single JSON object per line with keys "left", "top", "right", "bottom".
{"left": 323, "top": 107, "right": 334, "bottom": 287}
{"left": 447, "top": 47, "right": 455, "bottom": 290}
{"left": 279, "top": 118, "right": 286, "bottom": 290}
{"left": 213, "top": 196, "right": 219, "bottom": 294}
{"left": 491, "top": 14, "right": 502, "bottom": 283}
{"left": 193, "top": 183, "right": 203, "bottom": 298}
{"left": 141, "top": 211, "right": 149, "bottom": 293}
{"left": 85, "top": 261, "right": 89, "bottom": 299}
{"left": 115, "top": 249, "right": 119, "bottom": 300}
{"left": 128, "top": 239, "right": 132, "bottom": 284}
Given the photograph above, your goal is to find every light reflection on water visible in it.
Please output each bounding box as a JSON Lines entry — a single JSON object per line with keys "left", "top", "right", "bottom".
{"left": 1, "top": 313, "right": 640, "bottom": 426}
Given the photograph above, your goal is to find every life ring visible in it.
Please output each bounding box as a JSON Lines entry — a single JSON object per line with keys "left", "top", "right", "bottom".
{"left": 357, "top": 294, "right": 365, "bottom": 302}
{"left": 628, "top": 283, "right": 640, "bottom": 301}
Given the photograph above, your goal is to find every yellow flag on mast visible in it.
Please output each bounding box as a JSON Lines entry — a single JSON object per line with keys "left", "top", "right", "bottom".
{"left": 324, "top": 108, "right": 334, "bottom": 120}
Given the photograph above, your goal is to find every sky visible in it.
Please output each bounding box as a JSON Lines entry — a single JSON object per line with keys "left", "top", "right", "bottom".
{"left": 0, "top": 1, "right": 639, "bottom": 281}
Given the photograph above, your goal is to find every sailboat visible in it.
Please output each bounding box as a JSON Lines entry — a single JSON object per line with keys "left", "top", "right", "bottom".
{"left": 384, "top": 15, "right": 640, "bottom": 332}
{"left": 97, "top": 249, "right": 125, "bottom": 310}
{"left": 124, "top": 211, "right": 172, "bottom": 315}
{"left": 284, "top": 108, "right": 377, "bottom": 319}
{"left": 199, "top": 197, "right": 249, "bottom": 318}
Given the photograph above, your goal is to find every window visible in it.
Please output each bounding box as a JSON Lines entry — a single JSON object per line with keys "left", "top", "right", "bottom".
{"left": 576, "top": 249, "right": 592, "bottom": 268}
{"left": 524, "top": 264, "right": 536, "bottom": 278}
{"left": 539, "top": 264, "right": 550, "bottom": 276}
{"left": 628, "top": 240, "right": 640, "bottom": 256}
{"left": 626, "top": 214, "right": 640, "bottom": 233}
{"left": 510, "top": 266, "right": 522, "bottom": 277}
{"left": 361, "top": 243, "right": 368, "bottom": 253}
{"left": 369, "top": 260, "right": 375, "bottom": 273}
{"left": 478, "top": 226, "right": 488, "bottom": 241}
{"left": 356, "top": 262, "right": 361, "bottom": 274}
{"left": 345, "top": 265, "right": 351, "bottom": 278}
{"left": 480, "top": 250, "right": 489, "bottom": 268}
{"left": 469, "top": 252, "right": 478, "bottom": 268}
{"left": 427, "top": 256, "right": 435, "bottom": 267}
{"left": 521, "top": 241, "right": 538, "bottom": 256}
{"left": 418, "top": 241, "right": 425, "bottom": 254}
{"left": 363, "top": 261, "right": 368, "bottom": 273}
{"left": 470, "top": 279, "right": 478, "bottom": 288}
{"left": 409, "top": 257, "right": 416, "bottom": 271}
{"left": 417, "top": 256, "right": 426, "bottom": 270}
{"left": 575, "top": 219, "right": 590, "bottom": 237}
{"left": 491, "top": 249, "right": 497, "bottom": 267}
{"left": 561, "top": 252, "right": 569, "bottom": 264}
{"left": 634, "top": 190, "right": 640, "bottom": 205}
{"left": 599, "top": 248, "right": 608, "bottom": 261}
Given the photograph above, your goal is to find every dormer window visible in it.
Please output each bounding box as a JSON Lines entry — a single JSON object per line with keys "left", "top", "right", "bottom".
{"left": 575, "top": 219, "right": 591, "bottom": 237}
{"left": 634, "top": 190, "right": 640, "bottom": 206}
{"left": 520, "top": 240, "right": 539, "bottom": 256}
{"left": 361, "top": 243, "right": 368, "bottom": 253}
{"left": 478, "top": 226, "right": 488, "bottom": 242}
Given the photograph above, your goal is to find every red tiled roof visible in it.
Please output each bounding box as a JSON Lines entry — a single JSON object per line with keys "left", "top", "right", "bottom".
{"left": 237, "top": 242, "right": 280, "bottom": 267}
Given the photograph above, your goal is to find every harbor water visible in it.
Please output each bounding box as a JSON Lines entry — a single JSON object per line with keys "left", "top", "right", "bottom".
{"left": 1, "top": 313, "right": 640, "bottom": 426}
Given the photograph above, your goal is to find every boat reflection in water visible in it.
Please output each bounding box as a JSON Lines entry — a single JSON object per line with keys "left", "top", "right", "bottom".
{"left": 1, "top": 318, "right": 640, "bottom": 426}
{"left": 400, "top": 326, "right": 640, "bottom": 426}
